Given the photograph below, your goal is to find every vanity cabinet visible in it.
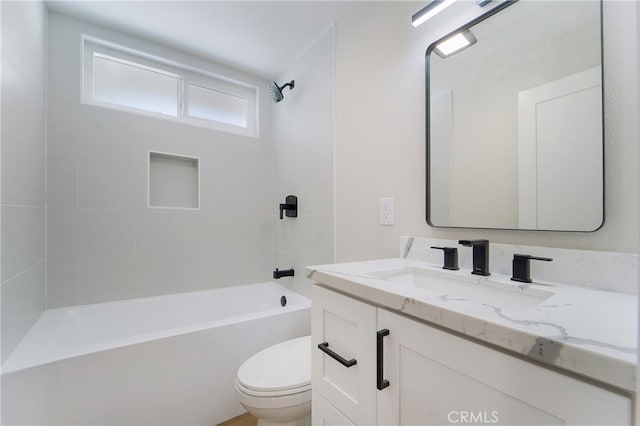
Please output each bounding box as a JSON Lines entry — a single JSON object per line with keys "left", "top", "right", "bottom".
{"left": 311, "top": 283, "right": 377, "bottom": 425}
{"left": 311, "top": 285, "right": 632, "bottom": 425}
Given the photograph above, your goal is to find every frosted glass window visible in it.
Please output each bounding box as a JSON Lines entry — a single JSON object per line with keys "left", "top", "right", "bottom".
{"left": 187, "top": 83, "right": 247, "bottom": 127}
{"left": 93, "top": 54, "right": 179, "bottom": 116}
{"left": 84, "top": 39, "right": 258, "bottom": 137}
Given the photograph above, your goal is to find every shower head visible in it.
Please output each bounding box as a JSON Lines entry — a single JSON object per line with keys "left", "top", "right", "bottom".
{"left": 268, "top": 80, "right": 295, "bottom": 103}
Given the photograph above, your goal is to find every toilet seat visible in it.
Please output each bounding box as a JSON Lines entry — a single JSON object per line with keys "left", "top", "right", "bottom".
{"left": 237, "top": 335, "right": 311, "bottom": 396}
{"left": 236, "top": 379, "right": 311, "bottom": 398}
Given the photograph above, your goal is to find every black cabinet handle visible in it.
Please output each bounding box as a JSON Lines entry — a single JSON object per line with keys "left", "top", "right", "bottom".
{"left": 317, "top": 342, "right": 357, "bottom": 368}
{"left": 377, "top": 329, "right": 390, "bottom": 390}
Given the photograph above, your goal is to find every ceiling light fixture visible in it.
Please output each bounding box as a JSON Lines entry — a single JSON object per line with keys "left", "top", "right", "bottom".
{"left": 412, "top": 0, "right": 457, "bottom": 27}
{"left": 433, "top": 30, "right": 477, "bottom": 58}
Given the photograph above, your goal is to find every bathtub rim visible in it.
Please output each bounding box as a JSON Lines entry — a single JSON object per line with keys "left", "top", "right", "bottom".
{"left": 1, "top": 282, "right": 310, "bottom": 375}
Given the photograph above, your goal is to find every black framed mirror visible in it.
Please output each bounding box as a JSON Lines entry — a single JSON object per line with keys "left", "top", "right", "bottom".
{"left": 426, "top": 0, "right": 603, "bottom": 231}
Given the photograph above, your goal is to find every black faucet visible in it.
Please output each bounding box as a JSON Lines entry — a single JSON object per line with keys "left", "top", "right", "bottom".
{"left": 273, "top": 268, "right": 295, "bottom": 279}
{"left": 430, "top": 246, "right": 459, "bottom": 270}
{"left": 458, "top": 240, "right": 490, "bottom": 276}
{"left": 511, "top": 254, "right": 553, "bottom": 283}
{"left": 279, "top": 195, "right": 298, "bottom": 220}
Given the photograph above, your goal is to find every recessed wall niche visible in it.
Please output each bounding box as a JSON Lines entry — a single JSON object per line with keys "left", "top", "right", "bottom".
{"left": 148, "top": 151, "right": 200, "bottom": 209}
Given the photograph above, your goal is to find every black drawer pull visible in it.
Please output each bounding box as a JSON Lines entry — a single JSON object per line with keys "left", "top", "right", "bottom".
{"left": 377, "top": 329, "right": 390, "bottom": 390}
{"left": 317, "top": 342, "right": 357, "bottom": 368}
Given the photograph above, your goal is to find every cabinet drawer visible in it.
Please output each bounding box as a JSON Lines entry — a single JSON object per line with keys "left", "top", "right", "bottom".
{"left": 312, "top": 285, "right": 377, "bottom": 425}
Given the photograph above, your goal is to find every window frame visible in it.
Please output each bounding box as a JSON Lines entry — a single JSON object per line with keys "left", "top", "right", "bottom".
{"left": 82, "top": 36, "right": 258, "bottom": 138}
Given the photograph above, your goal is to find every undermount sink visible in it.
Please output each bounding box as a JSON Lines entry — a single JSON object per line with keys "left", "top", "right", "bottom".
{"left": 370, "top": 266, "right": 555, "bottom": 311}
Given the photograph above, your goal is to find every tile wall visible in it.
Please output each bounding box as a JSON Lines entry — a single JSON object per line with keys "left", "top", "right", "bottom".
{"left": 46, "top": 11, "right": 274, "bottom": 307}
{"left": 272, "top": 26, "right": 336, "bottom": 297}
{"left": 1, "top": 1, "right": 48, "bottom": 362}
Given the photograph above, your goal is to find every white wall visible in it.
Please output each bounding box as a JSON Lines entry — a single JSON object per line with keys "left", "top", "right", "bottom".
{"left": 272, "top": 27, "right": 335, "bottom": 297}
{"left": 335, "top": 1, "right": 639, "bottom": 262}
{"left": 46, "top": 12, "right": 274, "bottom": 307}
{"left": 1, "top": 1, "right": 47, "bottom": 362}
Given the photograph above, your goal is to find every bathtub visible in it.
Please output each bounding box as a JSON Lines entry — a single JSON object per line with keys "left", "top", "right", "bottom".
{"left": 1, "top": 282, "right": 311, "bottom": 425}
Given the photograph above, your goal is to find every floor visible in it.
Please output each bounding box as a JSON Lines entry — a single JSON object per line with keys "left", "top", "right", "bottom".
{"left": 217, "top": 413, "right": 258, "bottom": 426}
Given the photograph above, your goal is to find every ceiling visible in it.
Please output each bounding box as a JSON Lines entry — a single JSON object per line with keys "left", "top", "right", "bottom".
{"left": 45, "top": 1, "right": 364, "bottom": 81}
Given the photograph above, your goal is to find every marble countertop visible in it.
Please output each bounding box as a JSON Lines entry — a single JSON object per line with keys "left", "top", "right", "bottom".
{"left": 307, "top": 258, "right": 637, "bottom": 393}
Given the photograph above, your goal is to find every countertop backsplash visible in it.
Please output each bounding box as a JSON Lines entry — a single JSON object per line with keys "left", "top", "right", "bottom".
{"left": 401, "top": 236, "right": 638, "bottom": 294}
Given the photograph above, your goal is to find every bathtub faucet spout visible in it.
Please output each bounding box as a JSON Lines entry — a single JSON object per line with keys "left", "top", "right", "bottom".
{"left": 273, "top": 268, "right": 295, "bottom": 279}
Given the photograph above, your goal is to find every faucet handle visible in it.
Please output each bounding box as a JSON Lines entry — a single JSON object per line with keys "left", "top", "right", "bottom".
{"left": 458, "top": 239, "right": 489, "bottom": 247}
{"left": 279, "top": 195, "right": 298, "bottom": 220}
{"left": 430, "top": 246, "right": 459, "bottom": 270}
{"left": 511, "top": 254, "right": 553, "bottom": 283}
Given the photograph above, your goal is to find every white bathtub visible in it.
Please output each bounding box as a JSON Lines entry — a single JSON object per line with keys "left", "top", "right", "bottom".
{"left": 1, "top": 282, "right": 311, "bottom": 425}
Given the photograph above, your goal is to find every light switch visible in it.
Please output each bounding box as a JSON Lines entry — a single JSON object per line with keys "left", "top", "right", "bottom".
{"left": 379, "top": 197, "right": 394, "bottom": 225}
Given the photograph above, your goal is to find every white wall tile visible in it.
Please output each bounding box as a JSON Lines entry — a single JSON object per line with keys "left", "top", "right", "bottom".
{"left": 225, "top": 215, "right": 272, "bottom": 250}
{"left": 47, "top": 108, "right": 138, "bottom": 165}
{"left": 1, "top": 206, "right": 45, "bottom": 282}
{"left": 1, "top": 2, "right": 28, "bottom": 69}
{"left": 223, "top": 142, "right": 272, "bottom": 215}
{"left": 274, "top": 215, "right": 334, "bottom": 259}
{"left": 46, "top": 159, "right": 78, "bottom": 209}
{"left": 48, "top": 209, "right": 136, "bottom": 258}
{"left": 77, "top": 161, "right": 146, "bottom": 210}
{"left": 1, "top": 33, "right": 46, "bottom": 206}
{"left": 46, "top": 257, "right": 78, "bottom": 309}
{"left": 1, "top": 261, "right": 46, "bottom": 362}
{"left": 135, "top": 210, "right": 227, "bottom": 255}
{"left": 78, "top": 254, "right": 182, "bottom": 304}
{"left": 225, "top": 142, "right": 271, "bottom": 180}
{"left": 181, "top": 251, "right": 228, "bottom": 291}
{"left": 133, "top": 254, "right": 184, "bottom": 297}
{"left": 1, "top": 53, "right": 27, "bottom": 135}
{"left": 77, "top": 210, "right": 137, "bottom": 257}
{"left": 78, "top": 256, "right": 136, "bottom": 304}
{"left": 182, "top": 249, "right": 269, "bottom": 292}
{"left": 196, "top": 150, "right": 227, "bottom": 213}
{"left": 47, "top": 208, "right": 80, "bottom": 258}
{"left": 1, "top": 119, "right": 45, "bottom": 208}
{"left": 271, "top": 27, "right": 336, "bottom": 297}
{"left": 74, "top": 113, "right": 138, "bottom": 165}
{"left": 135, "top": 211, "right": 183, "bottom": 255}
{"left": 45, "top": 122, "right": 81, "bottom": 163}
{"left": 1, "top": 0, "right": 46, "bottom": 80}
{"left": 179, "top": 212, "right": 225, "bottom": 252}
{"left": 1, "top": 0, "right": 47, "bottom": 362}
{"left": 1, "top": 57, "right": 45, "bottom": 160}
{"left": 223, "top": 179, "right": 272, "bottom": 216}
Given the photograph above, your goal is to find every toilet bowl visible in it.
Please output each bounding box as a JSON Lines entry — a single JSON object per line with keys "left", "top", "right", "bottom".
{"left": 235, "top": 335, "right": 311, "bottom": 426}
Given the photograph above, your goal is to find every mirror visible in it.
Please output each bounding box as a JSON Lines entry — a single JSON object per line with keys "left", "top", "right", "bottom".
{"left": 426, "top": 1, "right": 603, "bottom": 231}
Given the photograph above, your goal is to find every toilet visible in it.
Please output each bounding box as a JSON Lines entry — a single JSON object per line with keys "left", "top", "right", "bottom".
{"left": 235, "top": 335, "right": 312, "bottom": 426}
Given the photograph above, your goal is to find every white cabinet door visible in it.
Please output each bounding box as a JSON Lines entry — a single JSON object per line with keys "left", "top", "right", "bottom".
{"left": 377, "top": 308, "right": 631, "bottom": 426}
{"left": 312, "top": 391, "right": 356, "bottom": 426}
{"left": 312, "top": 286, "right": 377, "bottom": 425}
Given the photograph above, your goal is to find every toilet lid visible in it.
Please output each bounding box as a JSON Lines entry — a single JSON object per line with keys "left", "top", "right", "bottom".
{"left": 237, "top": 335, "right": 311, "bottom": 393}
